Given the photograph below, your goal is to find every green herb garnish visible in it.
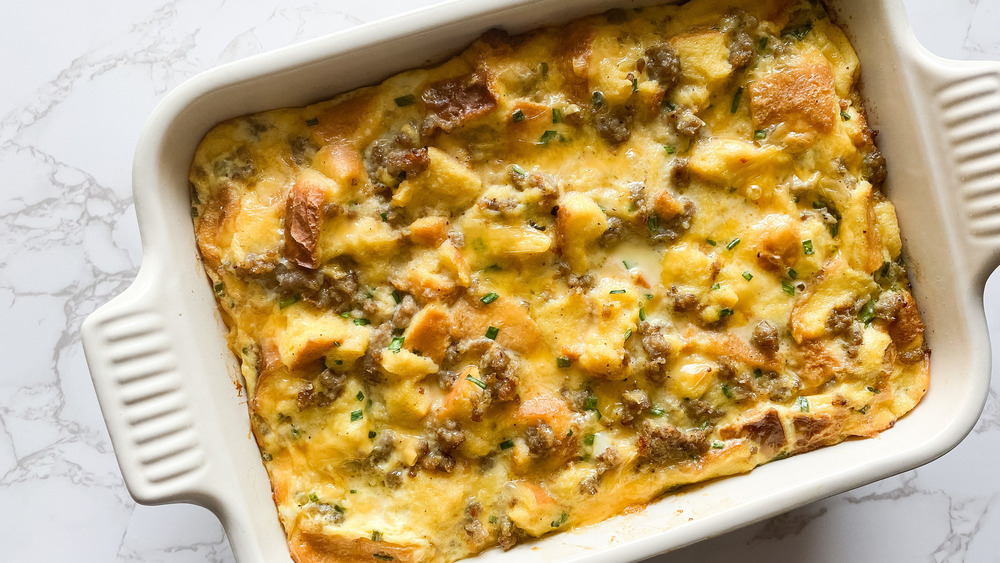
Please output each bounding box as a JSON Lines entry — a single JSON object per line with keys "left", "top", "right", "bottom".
{"left": 787, "top": 268, "right": 798, "bottom": 279}
{"left": 796, "top": 396, "right": 810, "bottom": 412}
{"left": 754, "top": 129, "right": 768, "bottom": 140}
{"left": 500, "top": 439, "right": 515, "bottom": 450}
{"left": 721, "top": 384, "right": 733, "bottom": 399}
{"left": 466, "top": 375, "right": 487, "bottom": 390}
{"left": 802, "top": 239, "right": 815, "bottom": 255}
{"left": 485, "top": 326, "right": 499, "bottom": 340}
{"left": 706, "top": 239, "right": 717, "bottom": 246}
{"left": 583, "top": 434, "right": 595, "bottom": 446}
{"left": 556, "top": 357, "right": 571, "bottom": 368}
{"left": 650, "top": 406, "right": 665, "bottom": 417}
{"left": 610, "top": 289, "right": 627, "bottom": 295}
{"left": 350, "top": 410, "right": 363, "bottom": 422}
{"left": 371, "top": 531, "right": 383, "bottom": 542}
{"left": 719, "top": 308, "right": 734, "bottom": 319}
{"left": 279, "top": 295, "right": 301, "bottom": 309}
{"left": 357, "top": 391, "right": 364, "bottom": 401}
{"left": 512, "top": 109, "right": 526, "bottom": 122}
{"left": 727, "top": 238, "right": 741, "bottom": 250}
{"left": 592, "top": 90, "right": 605, "bottom": 108}
{"left": 551, "top": 512, "right": 569, "bottom": 528}
{"left": 538, "top": 130, "right": 559, "bottom": 145}
{"left": 782, "top": 281, "right": 796, "bottom": 295}
{"left": 305, "top": 118, "right": 319, "bottom": 126}
{"left": 481, "top": 292, "right": 499, "bottom": 304}
{"left": 712, "top": 441, "right": 725, "bottom": 449}
{"left": 841, "top": 111, "right": 852, "bottom": 121}
{"left": 353, "top": 318, "right": 370, "bottom": 326}
{"left": 664, "top": 144, "right": 677, "bottom": 154}
{"left": 731, "top": 86, "right": 744, "bottom": 113}
{"left": 388, "top": 336, "right": 404, "bottom": 353}
{"left": 552, "top": 108, "right": 564, "bottom": 124}
{"left": 743, "top": 271, "right": 754, "bottom": 281}
{"left": 639, "top": 307, "right": 647, "bottom": 321}
{"left": 394, "top": 94, "right": 416, "bottom": 107}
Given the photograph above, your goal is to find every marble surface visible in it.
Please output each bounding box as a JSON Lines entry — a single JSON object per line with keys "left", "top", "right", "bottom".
{"left": 1, "top": 1, "right": 998, "bottom": 561}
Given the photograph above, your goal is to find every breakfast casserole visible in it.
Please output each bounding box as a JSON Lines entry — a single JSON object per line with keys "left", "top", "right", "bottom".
{"left": 188, "top": 0, "right": 929, "bottom": 560}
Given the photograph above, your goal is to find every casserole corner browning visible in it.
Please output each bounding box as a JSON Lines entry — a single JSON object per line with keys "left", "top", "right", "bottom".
{"left": 188, "top": 0, "right": 929, "bottom": 560}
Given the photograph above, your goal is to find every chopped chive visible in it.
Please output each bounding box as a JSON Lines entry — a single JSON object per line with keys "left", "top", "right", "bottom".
{"left": 645, "top": 293, "right": 654, "bottom": 300}
{"left": 623, "top": 260, "right": 634, "bottom": 269}
{"left": 551, "top": 512, "right": 569, "bottom": 528}
{"left": 647, "top": 215, "right": 659, "bottom": 231}
{"left": 556, "top": 357, "right": 571, "bottom": 368}
{"left": 841, "top": 111, "right": 851, "bottom": 121}
{"left": 373, "top": 554, "right": 394, "bottom": 561}
{"left": 279, "top": 295, "right": 301, "bottom": 309}
{"left": 350, "top": 410, "right": 363, "bottom": 422}
{"left": 466, "top": 375, "right": 487, "bottom": 390}
{"left": 392, "top": 290, "right": 402, "bottom": 304}
{"left": 340, "top": 311, "right": 351, "bottom": 318}
{"left": 712, "top": 441, "right": 725, "bottom": 449}
{"left": 706, "top": 239, "right": 717, "bottom": 246}
{"left": 592, "top": 90, "right": 605, "bottom": 108}
{"left": 567, "top": 430, "right": 574, "bottom": 437}
{"left": 380, "top": 212, "right": 388, "bottom": 222}
{"left": 867, "top": 386, "right": 880, "bottom": 394}
{"left": 803, "top": 239, "right": 815, "bottom": 255}
{"left": 731, "top": 86, "right": 744, "bottom": 113}
{"left": 782, "top": 281, "right": 795, "bottom": 295}
{"left": 481, "top": 292, "right": 499, "bottom": 304}
{"left": 334, "top": 359, "right": 343, "bottom": 365}
{"left": 830, "top": 222, "right": 840, "bottom": 237}
{"left": 365, "top": 287, "right": 376, "bottom": 299}
{"left": 879, "top": 261, "right": 891, "bottom": 278}
{"left": 754, "top": 129, "right": 768, "bottom": 140}
{"left": 664, "top": 144, "right": 677, "bottom": 154}
{"left": 489, "top": 515, "right": 498, "bottom": 524}
{"left": 858, "top": 405, "right": 871, "bottom": 415}
{"left": 394, "top": 94, "right": 416, "bottom": 107}
{"left": 727, "top": 238, "right": 741, "bottom": 250}
{"left": 552, "top": 108, "right": 564, "bottom": 124}
{"left": 368, "top": 430, "right": 377, "bottom": 439}
{"left": 721, "top": 384, "right": 733, "bottom": 399}
{"left": 631, "top": 76, "right": 639, "bottom": 92}
{"left": 540, "top": 62, "right": 549, "bottom": 79}
{"left": 754, "top": 368, "right": 763, "bottom": 378}
{"left": 353, "top": 318, "right": 370, "bottom": 326}
{"left": 191, "top": 206, "right": 198, "bottom": 218}
{"left": 371, "top": 531, "right": 383, "bottom": 542}
{"left": 758, "top": 37, "right": 769, "bottom": 51}
{"left": 787, "top": 268, "right": 798, "bottom": 280}
{"left": 538, "top": 130, "right": 559, "bottom": 145}
{"left": 782, "top": 22, "right": 813, "bottom": 41}
{"left": 719, "top": 308, "right": 734, "bottom": 319}
{"left": 664, "top": 100, "right": 677, "bottom": 111}
{"left": 584, "top": 396, "right": 598, "bottom": 411}
{"left": 610, "top": 289, "right": 627, "bottom": 295}
{"left": 485, "top": 326, "right": 499, "bottom": 340}
{"left": 357, "top": 391, "right": 364, "bottom": 401}
{"left": 583, "top": 434, "right": 595, "bottom": 446}
{"left": 623, "top": 328, "right": 633, "bottom": 342}
{"left": 333, "top": 504, "right": 345, "bottom": 513}
{"left": 813, "top": 200, "right": 826, "bottom": 209}
{"left": 305, "top": 118, "right": 319, "bottom": 126}
{"left": 308, "top": 492, "right": 319, "bottom": 503}
{"left": 262, "top": 452, "right": 273, "bottom": 461}
{"left": 388, "top": 336, "right": 404, "bottom": 353}
{"left": 213, "top": 282, "right": 224, "bottom": 296}
{"left": 796, "top": 396, "right": 810, "bottom": 412}
{"left": 711, "top": 283, "right": 721, "bottom": 290}
{"left": 510, "top": 163, "right": 527, "bottom": 176}
{"left": 858, "top": 299, "right": 876, "bottom": 325}
{"left": 639, "top": 307, "right": 647, "bottom": 321}
{"left": 650, "top": 406, "right": 665, "bottom": 417}
{"left": 743, "top": 271, "right": 754, "bottom": 281}
{"left": 500, "top": 439, "right": 515, "bottom": 450}
{"left": 512, "top": 109, "right": 526, "bottom": 122}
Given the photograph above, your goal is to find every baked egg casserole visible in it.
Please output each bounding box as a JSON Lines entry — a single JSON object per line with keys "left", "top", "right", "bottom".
{"left": 189, "top": 0, "right": 929, "bottom": 561}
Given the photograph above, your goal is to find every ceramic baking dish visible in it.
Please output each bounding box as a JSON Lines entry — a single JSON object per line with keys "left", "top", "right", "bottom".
{"left": 81, "top": 0, "right": 1000, "bottom": 561}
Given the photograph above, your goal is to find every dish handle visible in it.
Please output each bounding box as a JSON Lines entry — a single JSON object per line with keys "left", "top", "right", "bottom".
{"left": 81, "top": 262, "right": 212, "bottom": 505}
{"left": 912, "top": 56, "right": 1000, "bottom": 292}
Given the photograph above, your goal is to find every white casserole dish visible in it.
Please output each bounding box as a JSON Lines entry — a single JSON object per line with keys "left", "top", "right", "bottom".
{"left": 81, "top": 0, "right": 1000, "bottom": 561}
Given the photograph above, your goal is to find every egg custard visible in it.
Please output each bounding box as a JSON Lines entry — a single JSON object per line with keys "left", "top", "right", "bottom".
{"left": 189, "top": 0, "right": 929, "bottom": 561}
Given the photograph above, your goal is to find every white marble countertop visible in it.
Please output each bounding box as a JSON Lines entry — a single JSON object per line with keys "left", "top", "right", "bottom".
{"left": 2, "top": 1, "right": 998, "bottom": 561}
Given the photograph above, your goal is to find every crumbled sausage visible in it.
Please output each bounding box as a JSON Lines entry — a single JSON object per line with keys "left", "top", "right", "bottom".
{"left": 826, "top": 302, "right": 857, "bottom": 335}
{"left": 435, "top": 419, "right": 466, "bottom": 452}
{"left": 579, "top": 447, "right": 623, "bottom": 494}
{"left": 483, "top": 345, "right": 519, "bottom": 402}
{"left": 463, "top": 502, "right": 489, "bottom": 546}
{"left": 639, "top": 323, "right": 672, "bottom": 382}
{"left": 496, "top": 516, "right": 523, "bottom": 550}
{"left": 594, "top": 105, "right": 634, "bottom": 145}
{"left": 213, "top": 145, "right": 256, "bottom": 181}
{"left": 752, "top": 320, "right": 780, "bottom": 355}
{"left": 650, "top": 200, "right": 696, "bottom": 243}
{"left": 684, "top": 399, "right": 724, "bottom": 425}
{"left": 368, "top": 430, "right": 397, "bottom": 465}
{"left": 675, "top": 108, "right": 705, "bottom": 138}
{"left": 619, "top": 389, "right": 651, "bottom": 425}
{"left": 318, "top": 369, "right": 346, "bottom": 398}
{"left": 392, "top": 294, "right": 419, "bottom": 329}
{"left": 315, "top": 503, "right": 345, "bottom": 524}
{"left": 669, "top": 285, "right": 699, "bottom": 312}
{"left": 384, "top": 469, "right": 404, "bottom": 489}
{"left": 598, "top": 216, "right": 626, "bottom": 247}
{"left": 644, "top": 43, "right": 682, "bottom": 91}
{"left": 297, "top": 383, "right": 333, "bottom": 411}
{"left": 722, "top": 10, "right": 758, "bottom": 69}
{"left": 525, "top": 422, "right": 556, "bottom": 456}
{"left": 863, "top": 147, "right": 888, "bottom": 187}
{"left": 637, "top": 421, "right": 709, "bottom": 465}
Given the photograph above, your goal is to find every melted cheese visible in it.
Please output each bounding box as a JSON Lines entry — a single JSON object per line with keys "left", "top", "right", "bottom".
{"left": 189, "top": 1, "right": 929, "bottom": 561}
